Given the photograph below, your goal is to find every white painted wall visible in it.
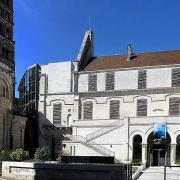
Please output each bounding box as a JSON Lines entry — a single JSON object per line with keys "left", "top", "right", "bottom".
{"left": 115, "top": 70, "right": 138, "bottom": 90}
{"left": 147, "top": 68, "right": 171, "bottom": 88}
{"left": 78, "top": 67, "right": 175, "bottom": 92}
{"left": 97, "top": 73, "right": 106, "bottom": 91}
{"left": 38, "top": 60, "right": 180, "bottom": 163}
{"left": 42, "top": 61, "right": 73, "bottom": 94}
{"left": 78, "top": 74, "right": 88, "bottom": 92}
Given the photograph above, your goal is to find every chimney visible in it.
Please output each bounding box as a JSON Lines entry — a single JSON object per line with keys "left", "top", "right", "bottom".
{"left": 127, "top": 44, "right": 134, "bottom": 61}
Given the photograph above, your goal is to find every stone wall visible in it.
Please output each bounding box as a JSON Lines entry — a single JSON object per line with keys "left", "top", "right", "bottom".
{"left": 2, "top": 161, "right": 129, "bottom": 180}
{"left": 11, "top": 116, "right": 27, "bottom": 149}
{"left": 0, "top": 65, "right": 14, "bottom": 150}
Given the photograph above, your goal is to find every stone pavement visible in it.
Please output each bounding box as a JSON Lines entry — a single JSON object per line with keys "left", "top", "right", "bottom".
{"left": 137, "top": 166, "right": 180, "bottom": 180}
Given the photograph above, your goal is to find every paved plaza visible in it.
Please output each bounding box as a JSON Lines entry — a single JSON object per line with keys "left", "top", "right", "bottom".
{"left": 138, "top": 167, "right": 180, "bottom": 180}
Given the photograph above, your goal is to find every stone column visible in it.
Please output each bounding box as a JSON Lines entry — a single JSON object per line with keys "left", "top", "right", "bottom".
{"left": 73, "top": 96, "right": 79, "bottom": 121}
{"left": 142, "top": 144, "right": 148, "bottom": 165}
{"left": 72, "top": 96, "right": 80, "bottom": 136}
{"left": 170, "top": 144, "right": 176, "bottom": 165}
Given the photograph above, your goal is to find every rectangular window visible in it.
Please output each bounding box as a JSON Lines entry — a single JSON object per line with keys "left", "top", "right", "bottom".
{"left": 106, "top": 72, "right": 115, "bottom": 91}
{"left": 169, "top": 97, "right": 180, "bottom": 115}
{"left": 172, "top": 68, "right": 180, "bottom": 87}
{"left": 138, "top": 70, "right": 146, "bottom": 89}
{"left": 53, "top": 103, "right": 62, "bottom": 126}
{"left": 137, "top": 99, "right": 147, "bottom": 116}
{"left": 88, "top": 74, "right": 97, "bottom": 91}
{"left": 110, "top": 100, "right": 120, "bottom": 119}
{"left": 83, "top": 101, "right": 93, "bottom": 119}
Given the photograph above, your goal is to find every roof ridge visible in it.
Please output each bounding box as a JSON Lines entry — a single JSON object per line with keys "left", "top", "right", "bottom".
{"left": 92, "top": 49, "right": 180, "bottom": 58}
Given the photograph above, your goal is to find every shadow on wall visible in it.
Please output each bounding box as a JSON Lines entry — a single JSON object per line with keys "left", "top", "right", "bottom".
{"left": 2, "top": 161, "right": 131, "bottom": 180}
{"left": 24, "top": 111, "right": 39, "bottom": 157}
{"left": 38, "top": 112, "right": 64, "bottom": 160}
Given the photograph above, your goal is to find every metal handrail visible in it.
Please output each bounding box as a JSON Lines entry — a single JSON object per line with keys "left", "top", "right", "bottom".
{"left": 86, "top": 120, "right": 124, "bottom": 141}
{"left": 164, "top": 165, "right": 180, "bottom": 180}
{"left": 66, "top": 134, "right": 115, "bottom": 157}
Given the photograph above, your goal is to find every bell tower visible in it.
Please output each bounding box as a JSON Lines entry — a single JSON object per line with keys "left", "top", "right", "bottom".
{"left": 0, "top": 0, "right": 14, "bottom": 150}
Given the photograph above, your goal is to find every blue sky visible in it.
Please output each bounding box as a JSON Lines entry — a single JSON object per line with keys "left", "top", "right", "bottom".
{"left": 14, "top": 0, "right": 180, "bottom": 96}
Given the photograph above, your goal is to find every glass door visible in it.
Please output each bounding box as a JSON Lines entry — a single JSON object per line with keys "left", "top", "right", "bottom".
{"left": 158, "top": 149, "right": 165, "bottom": 166}
{"left": 153, "top": 149, "right": 165, "bottom": 166}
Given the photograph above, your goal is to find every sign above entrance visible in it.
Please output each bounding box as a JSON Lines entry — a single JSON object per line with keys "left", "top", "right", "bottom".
{"left": 154, "top": 123, "right": 166, "bottom": 139}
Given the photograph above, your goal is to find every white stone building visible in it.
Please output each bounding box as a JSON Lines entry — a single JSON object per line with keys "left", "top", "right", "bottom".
{"left": 38, "top": 30, "right": 180, "bottom": 166}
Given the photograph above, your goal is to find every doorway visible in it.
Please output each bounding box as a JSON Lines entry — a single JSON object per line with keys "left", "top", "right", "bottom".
{"left": 147, "top": 132, "right": 171, "bottom": 166}
{"left": 153, "top": 149, "right": 165, "bottom": 166}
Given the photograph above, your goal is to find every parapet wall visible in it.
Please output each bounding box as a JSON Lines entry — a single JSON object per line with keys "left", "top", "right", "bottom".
{"left": 2, "top": 161, "right": 129, "bottom": 180}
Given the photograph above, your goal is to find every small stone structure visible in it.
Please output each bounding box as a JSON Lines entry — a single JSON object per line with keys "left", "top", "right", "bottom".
{"left": 2, "top": 161, "right": 130, "bottom": 180}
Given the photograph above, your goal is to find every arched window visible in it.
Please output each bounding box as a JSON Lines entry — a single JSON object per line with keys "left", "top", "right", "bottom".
{"left": 133, "top": 135, "right": 142, "bottom": 161}
{"left": 0, "top": 78, "right": 9, "bottom": 99}
{"left": 53, "top": 103, "right": 62, "bottom": 127}
{"left": 83, "top": 101, "right": 93, "bottom": 119}
{"left": 176, "top": 135, "right": 180, "bottom": 161}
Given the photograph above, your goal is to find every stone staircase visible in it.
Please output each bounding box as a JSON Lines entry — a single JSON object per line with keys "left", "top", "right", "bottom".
{"left": 86, "top": 120, "right": 124, "bottom": 141}
{"left": 65, "top": 120, "right": 124, "bottom": 157}
{"left": 66, "top": 134, "right": 115, "bottom": 156}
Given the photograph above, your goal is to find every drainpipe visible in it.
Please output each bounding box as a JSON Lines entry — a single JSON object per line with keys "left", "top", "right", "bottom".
{"left": 128, "top": 117, "right": 130, "bottom": 161}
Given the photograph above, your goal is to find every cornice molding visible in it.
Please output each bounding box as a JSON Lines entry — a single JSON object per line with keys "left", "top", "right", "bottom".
{"left": 77, "top": 87, "right": 180, "bottom": 98}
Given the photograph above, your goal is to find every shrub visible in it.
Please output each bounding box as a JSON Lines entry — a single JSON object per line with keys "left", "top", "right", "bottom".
{"left": 132, "top": 159, "right": 142, "bottom": 166}
{"left": 176, "top": 159, "right": 180, "bottom": 164}
{"left": 9, "top": 149, "right": 29, "bottom": 162}
{"left": 59, "top": 149, "right": 70, "bottom": 157}
{"left": 0, "top": 151, "right": 10, "bottom": 161}
{"left": 34, "top": 147, "right": 50, "bottom": 161}
{"left": 115, "top": 159, "right": 123, "bottom": 165}
{"left": 132, "top": 166, "right": 139, "bottom": 174}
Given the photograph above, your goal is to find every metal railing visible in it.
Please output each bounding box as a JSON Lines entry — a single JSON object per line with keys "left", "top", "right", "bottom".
{"left": 66, "top": 134, "right": 115, "bottom": 157}
{"left": 86, "top": 120, "right": 124, "bottom": 141}
{"left": 164, "top": 165, "right": 180, "bottom": 180}
{"left": 124, "top": 163, "right": 132, "bottom": 180}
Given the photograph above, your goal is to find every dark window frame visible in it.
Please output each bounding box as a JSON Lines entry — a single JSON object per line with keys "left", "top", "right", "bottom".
{"left": 106, "top": 72, "right": 115, "bottom": 91}
{"left": 110, "top": 100, "right": 120, "bottom": 119}
{"left": 172, "top": 68, "right": 180, "bottom": 87}
{"left": 53, "top": 103, "right": 62, "bottom": 127}
{"left": 137, "top": 99, "right": 147, "bottom": 117}
{"left": 88, "top": 74, "right": 97, "bottom": 92}
{"left": 138, "top": 70, "right": 146, "bottom": 89}
{"left": 83, "top": 101, "right": 93, "bottom": 119}
{"left": 169, "top": 97, "right": 180, "bottom": 116}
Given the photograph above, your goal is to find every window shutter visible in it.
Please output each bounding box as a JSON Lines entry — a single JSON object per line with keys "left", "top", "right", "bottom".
{"left": 84, "top": 101, "right": 93, "bottom": 119}
{"left": 53, "top": 103, "right": 62, "bottom": 126}
{"left": 106, "top": 72, "right": 114, "bottom": 91}
{"left": 78, "top": 101, "right": 82, "bottom": 120}
{"left": 138, "top": 70, "right": 146, "bottom": 89}
{"left": 88, "top": 74, "right": 97, "bottom": 91}
{"left": 137, "top": 99, "right": 147, "bottom": 116}
{"left": 172, "top": 68, "right": 180, "bottom": 87}
{"left": 169, "top": 97, "right": 180, "bottom": 115}
{"left": 110, "top": 100, "right": 119, "bottom": 119}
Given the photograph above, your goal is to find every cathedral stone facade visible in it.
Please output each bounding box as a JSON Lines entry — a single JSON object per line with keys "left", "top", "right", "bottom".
{"left": 0, "top": 0, "right": 26, "bottom": 151}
